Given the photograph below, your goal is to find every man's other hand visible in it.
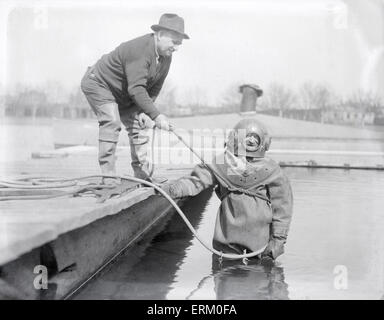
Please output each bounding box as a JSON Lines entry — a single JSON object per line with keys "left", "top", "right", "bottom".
{"left": 154, "top": 114, "right": 173, "bottom": 131}
{"left": 138, "top": 112, "right": 155, "bottom": 129}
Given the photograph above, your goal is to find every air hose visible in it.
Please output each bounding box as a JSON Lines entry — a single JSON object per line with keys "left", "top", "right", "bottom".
{"left": 0, "top": 173, "right": 266, "bottom": 260}
{"left": 120, "top": 174, "right": 267, "bottom": 260}
{"left": 0, "top": 128, "right": 267, "bottom": 260}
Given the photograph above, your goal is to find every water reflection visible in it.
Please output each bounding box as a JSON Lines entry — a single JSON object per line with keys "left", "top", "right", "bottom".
{"left": 211, "top": 257, "right": 289, "bottom": 300}
{"left": 186, "top": 257, "right": 289, "bottom": 300}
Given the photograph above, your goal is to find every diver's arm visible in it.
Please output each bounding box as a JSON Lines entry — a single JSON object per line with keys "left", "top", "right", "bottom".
{"left": 263, "top": 169, "right": 294, "bottom": 259}
{"left": 161, "top": 164, "right": 217, "bottom": 199}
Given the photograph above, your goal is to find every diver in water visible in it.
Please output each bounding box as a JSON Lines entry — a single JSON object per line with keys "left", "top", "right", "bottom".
{"left": 161, "top": 118, "right": 294, "bottom": 260}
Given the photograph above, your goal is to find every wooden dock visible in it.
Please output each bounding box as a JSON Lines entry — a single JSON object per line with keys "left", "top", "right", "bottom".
{"left": 0, "top": 148, "right": 192, "bottom": 299}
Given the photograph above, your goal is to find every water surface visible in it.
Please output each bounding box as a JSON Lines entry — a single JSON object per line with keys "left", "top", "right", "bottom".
{"left": 75, "top": 168, "right": 384, "bottom": 300}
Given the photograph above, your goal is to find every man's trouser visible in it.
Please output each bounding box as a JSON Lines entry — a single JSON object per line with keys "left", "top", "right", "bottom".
{"left": 80, "top": 66, "right": 153, "bottom": 180}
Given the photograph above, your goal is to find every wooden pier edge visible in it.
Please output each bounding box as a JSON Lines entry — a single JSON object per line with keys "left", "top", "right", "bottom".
{"left": 0, "top": 195, "right": 185, "bottom": 300}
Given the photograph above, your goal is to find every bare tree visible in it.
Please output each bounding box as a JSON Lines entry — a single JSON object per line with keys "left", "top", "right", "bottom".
{"left": 69, "top": 87, "right": 88, "bottom": 108}
{"left": 344, "top": 90, "right": 383, "bottom": 112}
{"left": 220, "top": 82, "right": 242, "bottom": 109}
{"left": 5, "top": 88, "right": 48, "bottom": 117}
{"left": 299, "top": 82, "right": 337, "bottom": 110}
{"left": 155, "top": 82, "right": 178, "bottom": 116}
{"left": 0, "top": 84, "right": 5, "bottom": 118}
{"left": 264, "top": 82, "right": 297, "bottom": 115}
{"left": 0, "top": 97, "right": 5, "bottom": 118}
{"left": 43, "top": 80, "right": 70, "bottom": 104}
{"left": 181, "top": 86, "right": 209, "bottom": 108}
{"left": 67, "top": 87, "right": 92, "bottom": 118}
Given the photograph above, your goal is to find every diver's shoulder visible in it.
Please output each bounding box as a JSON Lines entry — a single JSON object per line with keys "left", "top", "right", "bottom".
{"left": 262, "top": 156, "right": 280, "bottom": 167}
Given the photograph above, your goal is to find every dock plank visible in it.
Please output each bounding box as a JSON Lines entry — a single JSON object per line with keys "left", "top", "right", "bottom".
{"left": 0, "top": 188, "right": 157, "bottom": 266}
{"left": 0, "top": 151, "right": 192, "bottom": 266}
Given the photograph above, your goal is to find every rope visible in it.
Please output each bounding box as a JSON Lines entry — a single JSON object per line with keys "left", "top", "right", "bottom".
{"left": 148, "top": 126, "right": 156, "bottom": 178}
{"left": 0, "top": 174, "right": 266, "bottom": 260}
{"left": 0, "top": 179, "right": 77, "bottom": 189}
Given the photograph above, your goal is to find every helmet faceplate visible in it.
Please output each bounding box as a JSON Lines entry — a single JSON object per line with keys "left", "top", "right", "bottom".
{"left": 226, "top": 118, "right": 271, "bottom": 158}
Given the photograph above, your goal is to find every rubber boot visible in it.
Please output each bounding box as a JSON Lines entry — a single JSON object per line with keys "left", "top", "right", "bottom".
{"left": 98, "top": 140, "right": 120, "bottom": 185}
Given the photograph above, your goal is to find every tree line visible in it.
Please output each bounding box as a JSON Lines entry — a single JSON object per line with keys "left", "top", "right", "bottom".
{"left": 1, "top": 81, "right": 383, "bottom": 121}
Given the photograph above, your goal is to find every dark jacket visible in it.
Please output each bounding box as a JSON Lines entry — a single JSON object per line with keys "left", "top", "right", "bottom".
{"left": 165, "top": 151, "right": 293, "bottom": 258}
{"left": 92, "top": 33, "right": 171, "bottom": 119}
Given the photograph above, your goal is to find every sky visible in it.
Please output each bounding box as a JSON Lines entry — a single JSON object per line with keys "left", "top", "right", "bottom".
{"left": 0, "top": 0, "right": 383, "bottom": 105}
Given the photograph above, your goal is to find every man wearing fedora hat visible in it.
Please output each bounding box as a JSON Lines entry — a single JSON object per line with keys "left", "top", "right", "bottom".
{"left": 81, "top": 13, "right": 189, "bottom": 183}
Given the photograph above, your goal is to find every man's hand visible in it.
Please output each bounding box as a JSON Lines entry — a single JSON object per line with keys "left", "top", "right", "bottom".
{"left": 154, "top": 114, "right": 173, "bottom": 131}
{"left": 138, "top": 112, "right": 155, "bottom": 129}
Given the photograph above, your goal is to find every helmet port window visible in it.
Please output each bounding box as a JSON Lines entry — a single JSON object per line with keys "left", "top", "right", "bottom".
{"left": 244, "top": 133, "right": 261, "bottom": 151}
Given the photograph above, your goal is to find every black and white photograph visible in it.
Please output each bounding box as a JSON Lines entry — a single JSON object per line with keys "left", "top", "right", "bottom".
{"left": 0, "top": 0, "right": 383, "bottom": 303}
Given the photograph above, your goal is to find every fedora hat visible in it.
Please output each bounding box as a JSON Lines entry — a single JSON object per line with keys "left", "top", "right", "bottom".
{"left": 151, "top": 13, "right": 190, "bottom": 39}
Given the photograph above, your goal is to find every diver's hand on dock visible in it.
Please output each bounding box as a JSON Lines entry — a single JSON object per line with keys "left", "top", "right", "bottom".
{"left": 157, "top": 182, "right": 180, "bottom": 199}
{"left": 158, "top": 182, "right": 173, "bottom": 197}
{"left": 154, "top": 114, "right": 173, "bottom": 131}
